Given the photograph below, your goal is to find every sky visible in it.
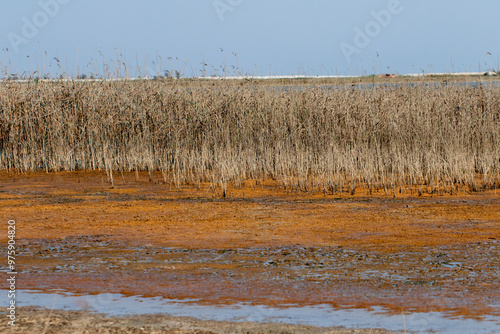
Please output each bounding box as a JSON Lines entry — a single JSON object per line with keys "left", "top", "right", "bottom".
{"left": 1, "top": 0, "right": 500, "bottom": 78}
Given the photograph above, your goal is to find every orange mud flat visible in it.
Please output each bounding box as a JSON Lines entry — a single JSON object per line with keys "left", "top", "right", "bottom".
{"left": 1, "top": 171, "right": 499, "bottom": 319}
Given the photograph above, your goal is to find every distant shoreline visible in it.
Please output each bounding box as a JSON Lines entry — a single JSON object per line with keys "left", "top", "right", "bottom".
{"left": 1, "top": 71, "right": 498, "bottom": 83}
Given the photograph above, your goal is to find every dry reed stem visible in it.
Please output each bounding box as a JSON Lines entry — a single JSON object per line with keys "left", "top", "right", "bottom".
{"left": 0, "top": 80, "right": 498, "bottom": 195}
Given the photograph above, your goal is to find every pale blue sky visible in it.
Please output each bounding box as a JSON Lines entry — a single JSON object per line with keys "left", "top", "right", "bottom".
{"left": 1, "top": 0, "right": 499, "bottom": 78}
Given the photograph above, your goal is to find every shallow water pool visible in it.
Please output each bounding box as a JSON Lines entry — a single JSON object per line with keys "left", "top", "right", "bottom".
{"left": 10, "top": 289, "right": 500, "bottom": 334}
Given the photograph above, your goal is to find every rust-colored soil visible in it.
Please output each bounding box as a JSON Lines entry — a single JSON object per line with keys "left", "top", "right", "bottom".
{"left": 1, "top": 171, "right": 499, "bottom": 319}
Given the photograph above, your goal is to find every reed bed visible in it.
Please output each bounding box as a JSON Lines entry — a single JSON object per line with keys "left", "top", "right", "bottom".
{"left": 0, "top": 79, "right": 499, "bottom": 195}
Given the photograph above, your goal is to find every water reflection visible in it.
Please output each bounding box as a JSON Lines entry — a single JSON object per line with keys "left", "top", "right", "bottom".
{"left": 11, "top": 290, "right": 499, "bottom": 334}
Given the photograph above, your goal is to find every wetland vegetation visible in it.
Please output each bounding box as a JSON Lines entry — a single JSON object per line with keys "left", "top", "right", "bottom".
{"left": 1, "top": 78, "right": 498, "bottom": 196}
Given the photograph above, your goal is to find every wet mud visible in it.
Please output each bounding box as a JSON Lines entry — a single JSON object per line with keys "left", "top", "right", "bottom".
{"left": 2, "top": 306, "right": 398, "bottom": 334}
{"left": 1, "top": 171, "right": 499, "bottom": 322}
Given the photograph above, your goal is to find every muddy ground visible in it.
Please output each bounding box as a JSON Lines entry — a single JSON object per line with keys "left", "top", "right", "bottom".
{"left": 2, "top": 306, "right": 398, "bottom": 334}
{"left": 0, "top": 171, "right": 499, "bottom": 332}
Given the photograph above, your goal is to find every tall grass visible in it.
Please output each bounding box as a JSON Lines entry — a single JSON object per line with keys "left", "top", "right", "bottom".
{"left": 0, "top": 79, "right": 498, "bottom": 195}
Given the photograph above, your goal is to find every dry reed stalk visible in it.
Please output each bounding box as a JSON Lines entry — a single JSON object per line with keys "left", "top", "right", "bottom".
{"left": 0, "top": 80, "right": 498, "bottom": 195}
